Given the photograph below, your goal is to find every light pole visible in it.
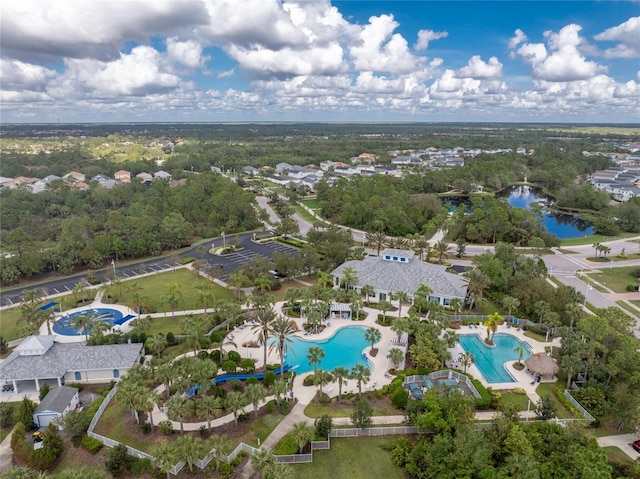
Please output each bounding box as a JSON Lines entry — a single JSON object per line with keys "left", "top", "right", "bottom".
{"left": 111, "top": 258, "right": 116, "bottom": 281}
{"left": 583, "top": 285, "right": 592, "bottom": 307}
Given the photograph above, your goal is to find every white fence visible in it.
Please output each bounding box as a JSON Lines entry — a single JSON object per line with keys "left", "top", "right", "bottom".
{"left": 563, "top": 389, "right": 596, "bottom": 422}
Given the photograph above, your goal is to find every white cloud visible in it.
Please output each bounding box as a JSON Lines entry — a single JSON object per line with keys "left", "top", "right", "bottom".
{"left": 414, "top": 29, "right": 448, "bottom": 51}
{"left": 516, "top": 24, "right": 606, "bottom": 81}
{"left": 456, "top": 55, "right": 503, "bottom": 79}
{"left": 0, "top": 59, "right": 55, "bottom": 91}
{"left": 508, "top": 29, "right": 528, "bottom": 49}
{"left": 217, "top": 68, "right": 235, "bottom": 79}
{"left": 594, "top": 16, "right": 640, "bottom": 58}
{"left": 350, "top": 14, "right": 425, "bottom": 74}
{"left": 166, "top": 38, "right": 207, "bottom": 69}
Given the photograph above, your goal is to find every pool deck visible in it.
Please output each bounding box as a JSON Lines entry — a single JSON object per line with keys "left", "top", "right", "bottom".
{"left": 449, "top": 323, "right": 562, "bottom": 404}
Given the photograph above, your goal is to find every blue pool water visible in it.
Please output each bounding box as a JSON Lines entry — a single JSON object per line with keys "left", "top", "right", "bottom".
{"left": 53, "top": 308, "right": 124, "bottom": 336}
{"left": 458, "top": 333, "right": 532, "bottom": 383}
{"left": 279, "top": 326, "right": 372, "bottom": 374}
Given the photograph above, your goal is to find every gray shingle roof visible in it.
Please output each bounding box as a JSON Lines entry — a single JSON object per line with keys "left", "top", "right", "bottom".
{"left": 34, "top": 386, "right": 78, "bottom": 415}
{"left": 331, "top": 255, "right": 468, "bottom": 299}
{"left": 0, "top": 341, "right": 143, "bottom": 381}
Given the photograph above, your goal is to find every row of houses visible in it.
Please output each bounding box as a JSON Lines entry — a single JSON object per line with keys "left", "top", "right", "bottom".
{"left": 588, "top": 166, "right": 640, "bottom": 202}
{"left": 0, "top": 169, "right": 174, "bottom": 193}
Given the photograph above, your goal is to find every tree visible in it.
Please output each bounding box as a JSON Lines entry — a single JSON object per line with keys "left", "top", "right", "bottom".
{"left": 332, "top": 366, "right": 350, "bottom": 402}
{"left": 340, "top": 266, "right": 358, "bottom": 290}
{"left": 224, "top": 391, "right": 245, "bottom": 426}
{"left": 361, "top": 284, "right": 375, "bottom": 305}
{"left": 465, "top": 269, "right": 491, "bottom": 310}
{"left": 152, "top": 440, "right": 177, "bottom": 479}
{"left": 387, "top": 347, "right": 404, "bottom": 371}
{"left": 166, "top": 394, "right": 190, "bottom": 433}
{"left": 484, "top": 312, "right": 502, "bottom": 342}
{"left": 502, "top": 295, "right": 520, "bottom": 319}
{"left": 227, "top": 271, "right": 248, "bottom": 299}
{"left": 457, "top": 351, "right": 475, "bottom": 374}
{"left": 195, "top": 281, "right": 214, "bottom": 313}
{"left": 393, "top": 290, "right": 409, "bottom": 317}
{"left": 253, "top": 274, "right": 272, "bottom": 295}
{"left": 307, "top": 346, "right": 325, "bottom": 376}
{"left": 59, "top": 410, "right": 89, "bottom": 439}
{"left": 141, "top": 388, "right": 161, "bottom": 431}
{"left": 176, "top": 435, "right": 206, "bottom": 473}
{"left": 127, "top": 282, "right": 149, "bottom": 318}
{"left": 364, "top": 327, "right": 381, "bottom": 354}
{"left": 366, "top": 230, "right": 387, "bottom": 255}
{"left": 106, "top": 443, "right": 129, "bottom": 475}
{"left": 435, "top": 240, "right": 451, "bottom": 264}
{"left": 147, "top": 334, "right": 167, "bottom": 357}
{"left": 161, "top": 283, "right": 182, "bottom": 319}
{"left": 271, "top": 378, "right": 287, "bottom": 407}
{"left": 263, "top": 462, "right": 295, "bottom": 479}
{"left": 350, "top": 364, "right": 370, "bottom": 396}
{"left": 351, "top": 398, "right": 373, "bottom": 430}
{"left": 245, "top": 383, "right": 266, "bottom": 417}
{"left": 592, "top": 242, "right": 601, "bottom": 258}
{"left": 514, "top": 346, "right": 525, "bottom": 367}
{"left": 208, "top": 434, "right": 231, "bottom": 474}
{"left": 197, "top": 395, "right": 223, "bottom": 431}
{"left": 377, "top": 301, "right": 393, "bottom": 322}
{"left": 292, "top": 421, "right": 315, "bottom": 454}
{"left": 534, "top": 396, "right": 557, "bottom": 420}
{"left": 251, "top": 447, "right": 276, "bottom": 473}
{"left": 314, "top": 370, "right": 332, "bottom": 399}
{"left": 17, "top": 396, "right": 37, "bottom": 428}
{"left": 269, "top": 316, "right": 296, "bottom": 378}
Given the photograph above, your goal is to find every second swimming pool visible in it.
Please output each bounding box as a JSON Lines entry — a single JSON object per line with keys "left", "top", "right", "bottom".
{"left": 458, "top": 333, "right": 532, "bottom": 383}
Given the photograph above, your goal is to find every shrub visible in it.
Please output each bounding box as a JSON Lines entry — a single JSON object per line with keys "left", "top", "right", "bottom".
{"left": 38, "top": 384, "right": 51, "bottom": 401}
{"left": 265, "top": 401, "right": 276, "bottom": 414}
{"left": 238, "top": 413, "right": 250, "bottom": 423}
{"left": 513, "top": 388, "right": 527, "bottom": 395}
{"left": 471, "top": 378, "right": 491, "bottom": 409}
{"left": 131, "top": 458, "right": 152, "bottom": 475}
{"left": 197, "top": 350, "right": 210, "bottom": 361}
{"left": 67, "top": 382, "right": 84, "bottom": 391}
{"left": 158, "top": 420, "right": 173, "bottom": 436}
{"left": 81, "top": 436, "right": 103, "bottom": 454}
{"left": 0, "top": 402, "right": 14, "bottom": 428}
{"left": 263, "top": 371, "right": 277, "bottom": 387}
{"left": 246, "top": 377, "right": 259, "bottom": 386}
{"left": 391, "top": 388, "right": 409, "bottom": 409}
{"left": 227, "top": 351, "right": 241, "bottom": 364}
{"left": 228, "top": 379, "right": 243, "bottom": 391}
{"left": 210, "top": 350, "right": 222, "bottom": 363}
{"left": 140, "top": 421, "right": 152, "bottom": 434}
{"left": 303, "top": 375, "right": 316, "bottom": 387}
{"left": 199, "top": 425, "right": 208, "bottom": 437}
{"left": 211, "top": 386, "right": 226, "bottom": 399}
{"left": 165, "top": 332, "right": 176, "bottom": 345}
{"left": 626, "top": 284, "right": 638, "bottom": 292}
{"left": 179, "top": 257, "right": 195, "bottom": 264}
{"left": 222, "top": 360, "right": 237, "bottom": 373}
{"left": 314, "top": 415, "right": 333, "bottom": 438}
{"left": 105, "top": 443, "right": 128, "bottom": 475}
{"left": 319, "top": 396, "right": 331, "bottom": 404}
{"left": 241, "top": 358, "right": 256, "bottom": 373}
{"left": 86, "top": 397, "right": 104, "bottom": 421}
{"left": 11, "top": 422, "right": 31, "bottom": 464}
{"left": 534, "top": 396, "right": 557, "bottom": 420}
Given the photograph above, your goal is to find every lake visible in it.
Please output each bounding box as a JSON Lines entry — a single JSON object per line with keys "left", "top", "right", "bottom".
{"left": 502, "top": 186, "right": 593, "bottom": 239}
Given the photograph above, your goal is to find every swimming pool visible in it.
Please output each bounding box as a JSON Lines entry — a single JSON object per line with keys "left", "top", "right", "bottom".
{"left": 279, "top": 326, "right": 372, "bottom": 374}
{"left": 458, "top": 333, "right": 531, "bottom": 383}
{"left": 53, "top": 308, "right": 125, "bottom": 336}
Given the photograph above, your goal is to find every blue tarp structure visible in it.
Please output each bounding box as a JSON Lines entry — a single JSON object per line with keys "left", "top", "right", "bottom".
{"left": 39, "top": 302, "right": 59, "bottom": 311}
{"left": 188, "top": 365, "right": 294, "bottom": 396}
{"left": 115, "top": 314, "right": 135, "bottom": 326}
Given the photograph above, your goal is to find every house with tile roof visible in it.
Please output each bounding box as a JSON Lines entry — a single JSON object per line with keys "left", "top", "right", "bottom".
{"left": 0, "top": 336, "right": 144, "bottom": 394}
{"left": 114, "top": 170, "right": 131, "bottom": 183}
{"left": 331, "top": 248, "right": 468, "bottom": 307}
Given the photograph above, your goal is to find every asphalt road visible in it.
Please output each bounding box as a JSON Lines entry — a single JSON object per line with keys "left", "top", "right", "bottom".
{"left": 0, "top": 232, "right": 298, "bottom": 307}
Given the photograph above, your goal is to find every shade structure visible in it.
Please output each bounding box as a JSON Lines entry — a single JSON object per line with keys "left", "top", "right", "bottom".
{"left": 524, "top": 352, "right": 559, "bottom": 376}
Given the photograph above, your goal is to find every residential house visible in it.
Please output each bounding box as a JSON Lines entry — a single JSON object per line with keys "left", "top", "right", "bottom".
{"left": 154, "top": 170, "right": 172, "bottom": 181}
{"left": 114, "top": 170, "right": 131, "bottom": 183}
{"left": 242, "top": 166, "right": 260, "bottom": 176}
{"left": 33, "top": 386, "right": 80, "bottom": 429}
{"left": 63, "top": 171, "right": 86, "bottom": 183}
{"left": 2, "top": 176, "right": 39, "bottom": 189}
{"left": 0, "top": 336, "right": 144, "bottom": 394}
{"left": 136, "top": 172, "right": 153, "bottom": 184}
{"left": 31, "top": 175, "right": 62, "bottom": 193}
{"left": 331, "top": 248, "right": 468, "bottom": 307}
{"left": 275, "top": 162, "right": 293, "bottom": 174}
{"left": 91, "top": 174, "right": 111, "bottom": 185}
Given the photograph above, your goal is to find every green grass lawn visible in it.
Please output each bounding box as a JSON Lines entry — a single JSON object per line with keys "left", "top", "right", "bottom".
{"left": 498, "top": 392, "right": 531, "bottom": 411}
{"left": 291, "top": 436, "right": 405, "bottom": 479}
{"left": 0, "top": 307, "right": 24, "bottom": 341}
{"left": 145, "top": 313, "right": 218, "bottom": 336}
{"left": 103, "top": 269, "right": 235, "bottom": 313}
{"left": 602, "top": 446, "right": 635, "bottom": 466}
{"left": 292, "top": 204, "right": 323, "bottom": 224}
{"left": 270, "top": 281, "right": 310, "bottom": 301}
{"left": 616, "top": 301, "right": 640, "bottom": 316}
{"left": 524, "top": 330, "right": 548, "bottom": 343}
{"left": 560, "top": 233, "right": 637, "bottom": 247}
{"left": 301, "top": 198, "right": 320, "bottom": 210}
{"left": 304, "top": 400, "right": 402, "bottom": 418}
{"left": 631, "top": 300, "right": 640, "bottom": 308}
{"left": 586, "top": 266, "right": 640, "bottom": 294}
{"left": 0, "top": 402, "right": 19, "bottom": 443}
{"left": 535, "top": 383, "right": 573, "bottom": 419}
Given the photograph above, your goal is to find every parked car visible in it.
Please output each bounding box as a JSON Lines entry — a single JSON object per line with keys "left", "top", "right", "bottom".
{"left": 631, "top": 439, "right": 640, "bottom": 453}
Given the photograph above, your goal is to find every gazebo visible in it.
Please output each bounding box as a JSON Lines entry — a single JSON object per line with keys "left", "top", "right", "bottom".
{"left": 524, "top": 352, "right": 559, "bottom": 379}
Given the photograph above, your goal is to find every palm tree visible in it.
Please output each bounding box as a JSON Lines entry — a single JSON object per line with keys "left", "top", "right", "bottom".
{"left": 292, "top": 421, "right": 315, "bottom": 454}
{"left": 245, "top": 383, "right": 266, "bottom": 417}
{"left": 131, "top": 314, "right": 151, "bottom": 333}
{"left": 197, "top": 396, "right": 223, "bottom": 431}
{"left": 271, "top": 378, "right": 287, "bottom": 407}
{"left": 350, "top": 364, "right": 371, "bottom": 397}
{"left": 514, "top": 346, "right": 525, "bottom": 367}
{"left": 364, "top": 327, "right": 381, "bottom": 354}
{"left": 387, "top": 347, "right": 404, "bottom": 371}
{"left": 449, "top": 297, "right": 463, "bottom": 316}
{"left": 161, "top": 283, "right": 182, "bottom": 319}
{"left": 224, "top": 391, "right": 246, "bottom": 426}
{"left": 465, "top": 269, "right": 491, "bottom": 310}
{"left": 195, "top": 281, "right": 214, "bottom": 312}
{"left": 435, "top": 240, "right": 451, "bottom": 264}
{"left": 332, "top": 367, "right": 350, "bottom": 401}
{"left": 413, "top": 235, "right": 429, "bottom": 261}
{"left": 147, "top": 334, "right": 167, "bottom": 357}
{"left": 167, "top": 394, "right": 190, "bottom": 433}
{"left": 565, "top": 302, "right": 583, "bottom": 328}
{"left": 72, "top": 310, "right": 110, "bottom": 341}
{"left": 366, "top": 230, "right": 387, "bottom": 255}
{"left": 340, "top": 266, "right": 358, "bottom": 290}
{"left": 227, "top": 271, "right": 248, "bottom": 299}
{"left": 111, "top": 277, "right": 124, "bottom": 302}
{"left": 253, "top": 274, "right": 272, "bottom": 295}
{"left": 251, "top": 448, "right": 276, "bottom": 474}
{"left": 314, "top": 370, "right": 332, "bottom": 399}
{"left": 361, "top": 284, "right": 375, "bottom": 305}
{"left": 263, "top": 462, "right": 295, "bottom": 479}
{"left": 157, "top": 362, "right": 176, "bottom": 400}
{"left": 119, "top": 378, "right": 145, "bottom": 423}
{"left": 152, "top": 441, "right": 178, "bottom": 479}
{"left": 176, "top": 435, "right": 205, "bottom": 473}
{"left": 377, "top": 301, "right": 393, "bottom": 322}
{"left": 592, "top": 241, "right": 601, "bottom": 258}
{"left": 393, "top": 291, "right": 409, "bottom": 317}
{"left": 252, "top": 307, "right": 277, "bottom": 367}
{"left": 269, "top": 316, "right": 296, "bottom": 378}
{"left": 484, "top": 312, "right": 502, "bottom": 342}
{"left": 127, "top": 282, "right": 149, "bottom": 318}
{"left": 457, "top": 351, "right": 475, "bottom": 373}
{"left": 501, "top": 295, "right": 520, "bottom": 320}
{"left": 307, "top": 346, "right": 325, "bottom": 376}
{"left": 208, "top": 434, "right": 231, "bottom": 474}
{"left": 414, "top": 283, "right": 433, "bottom": 318}
{"left": 317, "top": 271, "right": 333, "bottom": 289}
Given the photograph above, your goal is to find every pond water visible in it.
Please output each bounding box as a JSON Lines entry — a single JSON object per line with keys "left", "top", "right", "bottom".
{"left": 502, "top": 186, "right": 593, "bottom": 239}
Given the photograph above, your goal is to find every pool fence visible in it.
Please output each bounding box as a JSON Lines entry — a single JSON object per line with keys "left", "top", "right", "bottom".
{"left": 403, "top": 370, "right": 481, "bottom": 399}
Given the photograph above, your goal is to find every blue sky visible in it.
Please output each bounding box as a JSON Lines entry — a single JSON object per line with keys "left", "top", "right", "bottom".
{"left": 1, "top": 1, "right": 638, "bottom": 123}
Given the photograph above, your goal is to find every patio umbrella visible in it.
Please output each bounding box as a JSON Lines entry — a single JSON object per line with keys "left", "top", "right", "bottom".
{"left": 524, "top": 352, "right": 559, "bottom": 376}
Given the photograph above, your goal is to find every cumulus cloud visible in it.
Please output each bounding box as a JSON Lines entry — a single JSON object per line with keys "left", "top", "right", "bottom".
{"left": 456, "top": 56, "right": 503, "bottom": 79}
{"left": 508, "top": 29, "right": 528, "bottom": 49}
{"left": 217, "top": 68, "right": 235, "bottom": 79}
{"left": 594, "top": 16, "right": 640, "bottom": 58}
{"left": 350, "top": 14, "right": 425, "bottom": 74}
{"left": 0, "top": 59, "right": 55, "bottom": 91}
{"left": 166, "top": 38, "right": 207, "bottom": 69}
{"left": 516, "top": 24, "right": 607, "bottom": 81}
{"left": 414, "top": 29, "right": 448, "bottom": 51}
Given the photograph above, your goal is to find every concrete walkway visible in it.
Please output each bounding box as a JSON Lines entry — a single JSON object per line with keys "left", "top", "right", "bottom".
{"left": 0, "top": 427, "right": 14, "bottom": 473}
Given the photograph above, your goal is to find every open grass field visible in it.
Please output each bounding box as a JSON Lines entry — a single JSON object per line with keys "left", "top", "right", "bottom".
{"left": 560, "top": 233, "right": 637, "bottom": 247}
{"left": 498, "top": 391, "right": 531, "bottom": 411}
{"left": 301, "top": 198, "right": 320, "bottom": 210}
{"left": 103, "top": 269, "right": 235, "bottom": 313}
{"left": 291, "top": 436, "right": 405, "bottom": 479}
{"left": 586, "top": 266, "right": 640, "bottom": 294}
{"left": 0, "top": 307, "right": 24, "bottom": 341}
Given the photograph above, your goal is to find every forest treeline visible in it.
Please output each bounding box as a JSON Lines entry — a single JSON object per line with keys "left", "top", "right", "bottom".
{"left": 0, "top": 174, "right": 261, "bottom": 284}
